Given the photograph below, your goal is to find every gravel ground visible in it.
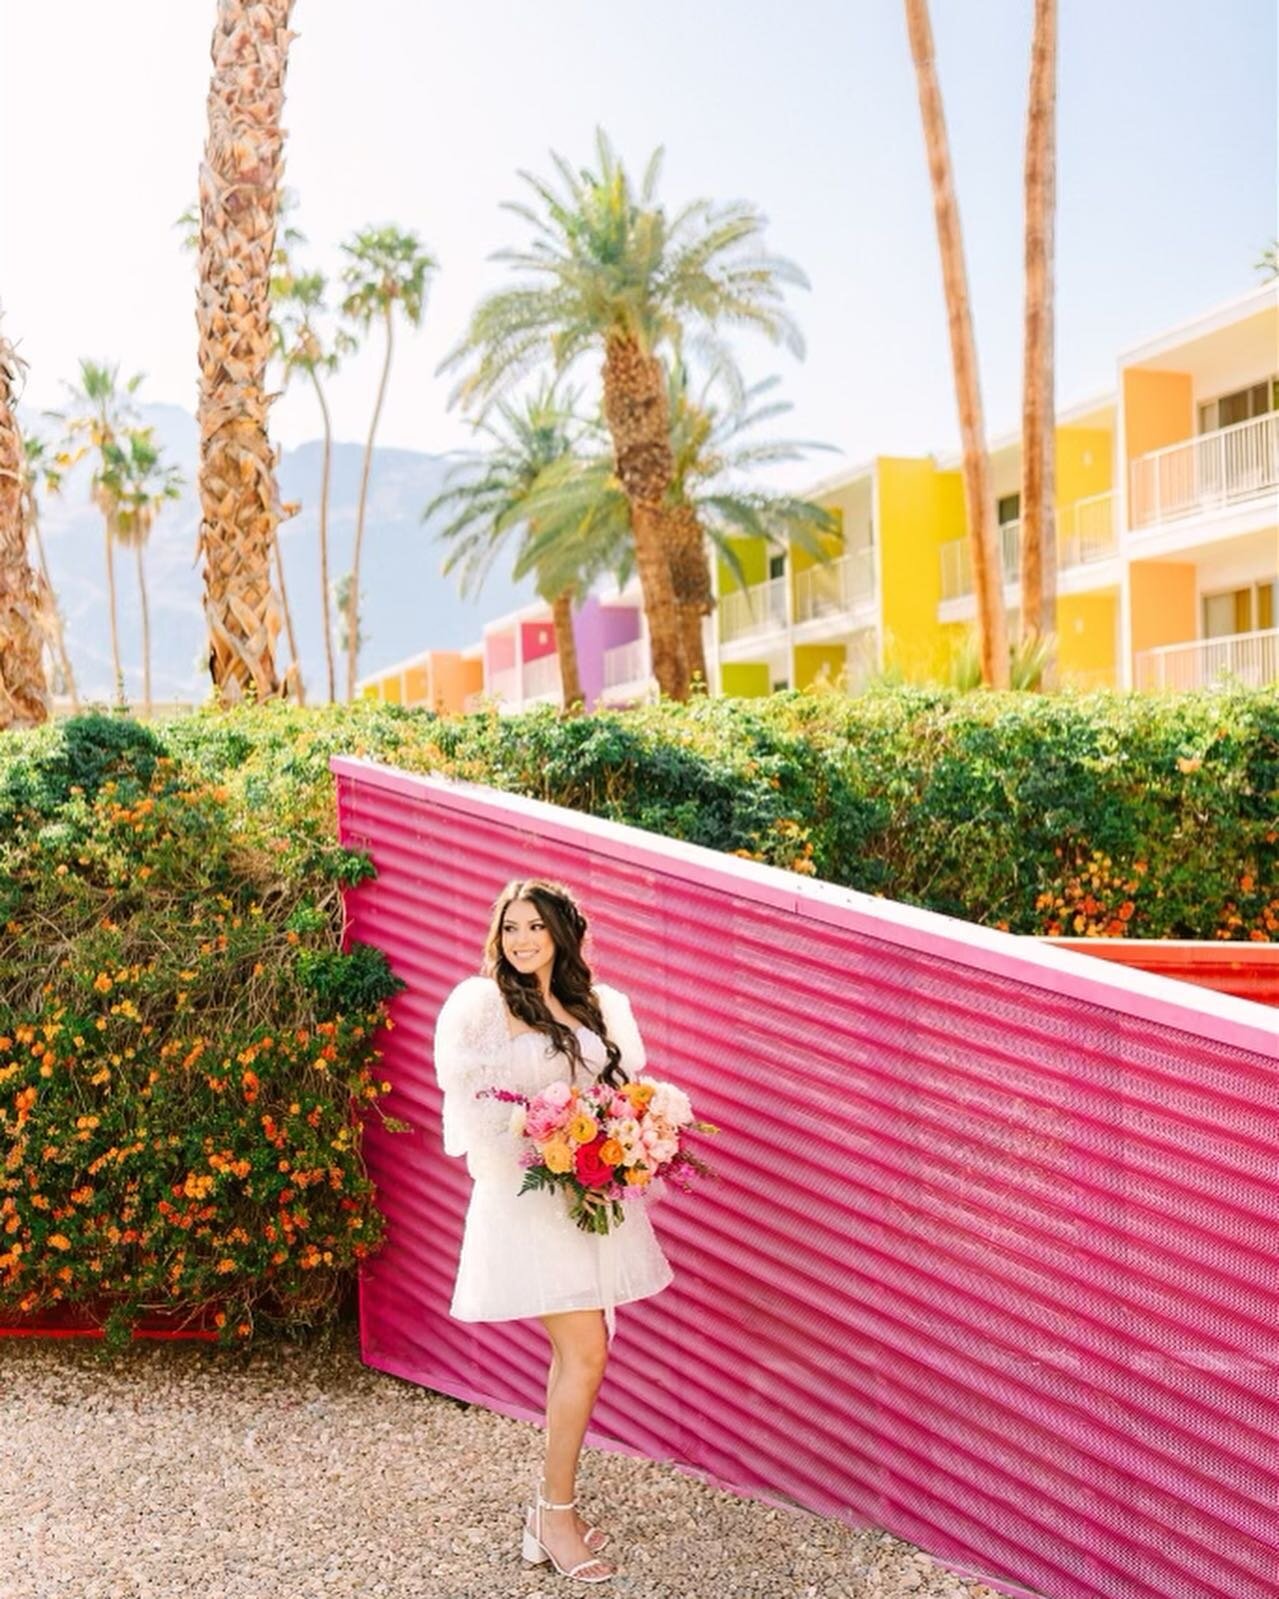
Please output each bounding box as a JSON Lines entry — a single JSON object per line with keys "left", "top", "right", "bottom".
{"left": 0, "top": 1320, "right": 1021, "bottom": 1599}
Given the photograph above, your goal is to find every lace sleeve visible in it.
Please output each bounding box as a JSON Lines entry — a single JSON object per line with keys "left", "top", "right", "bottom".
{"left": 432, "top": 978, "right": 510, "bottom": 1158}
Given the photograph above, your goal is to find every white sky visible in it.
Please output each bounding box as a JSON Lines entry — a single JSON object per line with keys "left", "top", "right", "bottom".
{"left": 3, "top": 0, "right": 1275, "bottom": 488}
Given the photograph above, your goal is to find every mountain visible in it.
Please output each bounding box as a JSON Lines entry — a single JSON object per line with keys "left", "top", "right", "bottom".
{"left": 33, "top": 402, "right": 540, "bottom": 704}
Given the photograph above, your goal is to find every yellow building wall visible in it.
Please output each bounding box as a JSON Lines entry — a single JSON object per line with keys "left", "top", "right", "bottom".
{"left": 403, "top": 663, "right": 431, "bottom": 704}
{"left": 1056, "top": 591, "right": 1118, "bottom": 686}
{"left": 361, "top": 682, "right": 381, "bottom": 702}
{"left": 378, "top": 673, "right": 404, "bottom": 705}
{"left": 1056, "top": 426, "right": 1113, "bottom": 503}
{"left": 1123, "top": 369, "right": 1193, "bottom": 462}
{"left": 794, "top": 642, "right": 846, "bottom": 689}
{"left": 721, "top": 662, "right": 771, "bottom": 697}
{"left": 1130, "top": 561, "right": 1197, "bottom": 658}
{"left": 878, "top": 458, "right": 966, "bottom": 683}
{"left": 791, "top": 505, "right": 845, "bottom": 576}
{"left": 717, "top": 537, "right": 769, "bottom": 593}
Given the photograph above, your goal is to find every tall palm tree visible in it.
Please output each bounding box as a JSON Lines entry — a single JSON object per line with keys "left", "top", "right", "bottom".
{"left": 99, "top": 426, "right": 184, "bottom": 717}
{"left": 1019, "top": 0, "right": 1058, "bottom": 692}
{"left": 441, "top": 129, "right": 809, "bottom": 702}
{"left": 517, "top": 362, "right": 839, "bottom": 689}
{"left": 18, "top": 431, "right": 79, "bottom": 709}
{"left": 273, "top": 266, "right": 355, "bottom": 702}
{"left": 339, "top": 225, "right": 438, "bottom": 700}
{"left": 0, "top": 323, "right": 49, "bottom": 729}
{"left": 903, "top": 0, "right": 1009, "bottom": 689}
{"left": 57, "top": 359, "right": 143, "bottom": 705}
{"left": 663, "top": 360, "right": 837, "bottom": 684}
{"left": 195, "top": 0, "right": 296, "bottom": 704}
{"left": 425, "top": 383, "right": 598, "bottom": 709}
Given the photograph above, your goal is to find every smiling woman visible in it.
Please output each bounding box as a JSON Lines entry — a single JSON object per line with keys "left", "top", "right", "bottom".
{"left": 432, "top": 876, "right": 674, "bottom": 1583}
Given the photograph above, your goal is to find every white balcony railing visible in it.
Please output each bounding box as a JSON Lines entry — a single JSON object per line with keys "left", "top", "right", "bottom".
{"left": 1130, "top": 412, "right": 1279, "bottom": 530}
{"left": 1134, "top": 627, "right": 1278, "bottom": 692}
{"left": 939, "top": 495, "right": 1117, "bottom": 601}
{"left": 602, "top": 637, "right": 651, "bottom": 689}
{"left": 719, "top": 574, "right": 788, "bottom": 642}
{"left": 793, "top": 548, "right": 875, "bottom": 624}
{"left": 487, "top": 666, "right": 519, "bottom": 704}
{"left": 522, "top": 652, "right": 562, "bottom": 702}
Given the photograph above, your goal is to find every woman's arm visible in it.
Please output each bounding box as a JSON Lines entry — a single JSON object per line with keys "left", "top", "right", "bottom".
{"left": 432, "top": 977, "right": 510, "bottom": 1157}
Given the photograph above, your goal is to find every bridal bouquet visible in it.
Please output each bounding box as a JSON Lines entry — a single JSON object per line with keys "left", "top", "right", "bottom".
{"left": 476, "top": 1075, "right": 718, "bottom": 1234}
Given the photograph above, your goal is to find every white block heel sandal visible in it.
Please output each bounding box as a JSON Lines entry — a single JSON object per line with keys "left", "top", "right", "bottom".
{"left": 520, "top": 1480, "right": 615, "bottom": 1583}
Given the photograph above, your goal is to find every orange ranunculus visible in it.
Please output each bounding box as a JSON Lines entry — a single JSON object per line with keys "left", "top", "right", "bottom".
{"left": 624, "top": 1166, "right": 652, "bottom": 1187}
{"left": 622, "top": 1081, "right": 655, "bottom": 1109}
{"left": 598, "top": 1139, "right": 623, "bottom": 1166}
{"left": 566, "top": 1112, "right": 598, "bottom": 1145}
{"left": 542, "top": 1140, "right": 573, "bottom": 1174}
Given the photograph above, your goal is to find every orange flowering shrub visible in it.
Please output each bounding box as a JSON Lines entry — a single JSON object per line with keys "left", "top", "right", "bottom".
{"left": 0, "top": 714, "right": 404, "bottom": 1352}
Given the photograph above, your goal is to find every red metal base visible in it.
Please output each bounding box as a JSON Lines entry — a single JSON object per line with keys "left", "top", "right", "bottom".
{"left": 1035, "top": 937, "right": 1279, "bottom": 1007}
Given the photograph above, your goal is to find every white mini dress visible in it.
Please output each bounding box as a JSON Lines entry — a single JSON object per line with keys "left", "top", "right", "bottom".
{"left": 433, "top": 977, "right": 675, "bottom": 1343}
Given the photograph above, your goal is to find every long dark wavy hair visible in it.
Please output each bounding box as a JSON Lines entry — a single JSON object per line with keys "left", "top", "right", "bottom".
{"left": 482, "top": 878, "right": 628, "bottom": 1089}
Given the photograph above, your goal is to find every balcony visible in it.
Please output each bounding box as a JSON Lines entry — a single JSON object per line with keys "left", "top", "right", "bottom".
{"left": 522, "top": 653, "right": 562, "bottom": 703}
{"left": 602, "top": 637, "right": 651, "bottom": 690}
{"left": 1129, "top": 412, "right": 1279, "bottom": 530}
{"left": 939, "top": 494, "right": 1116, "bottom": 601}
{"left": 719, "top": 574, "right": 787, "bottom": 642}
{"left": 487, "top": 666, "right": 519, "bottom": 704}
{"left": 793, "top": 548, "right": 875, "bottom": 624}
{"left": 1134, "top": 626, "right": 1278, "bottom": 691}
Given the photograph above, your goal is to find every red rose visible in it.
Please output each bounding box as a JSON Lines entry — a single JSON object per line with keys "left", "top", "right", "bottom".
{"left": 574, "top": 1138, "right": 615, "bottom": 1190}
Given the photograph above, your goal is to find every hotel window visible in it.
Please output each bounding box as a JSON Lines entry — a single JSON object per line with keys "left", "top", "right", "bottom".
{"left": 1197, "top": 378, "right": 1279, "bottom": 434}
{"left": 997, "top": 494, "right": 1021, "bottom": 526}
{"left": 1203, "top": 582, "right": 1274, "bottom": 638}
{"left": 768, "top": 552, "right": 786, "bottom": 582}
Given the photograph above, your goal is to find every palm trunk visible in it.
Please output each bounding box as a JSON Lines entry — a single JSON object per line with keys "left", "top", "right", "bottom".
{"left": 663, "top": 500, "right": 712, "bottom": 689}
{"left": 904, "top": 0, "right": 1009, "bottom": 689}
{"left": 347, "top": 304, "right": 393, "bottom": 700}
{"left": 0, "top": 372, "right": 49, "bottom": 730}
{"left": 28, "top": 510, "right": 79, "bottom": 709}
{"left": 195, "top": 0, "right": 294, "bottom": 704}
{"left": 550, "top": 587, "right": 583, "bottom": 711}
{"left": 309, "top": 365, "right": 337, "bottom": 702}
{"left": 134, "top": 543, "right": 152, "bottom": 716}
{"left": 600, "top": 335, "right": 688, "bottom": 700}
{"left": 105, "top": 529, "right": 124, "bottom": 707}
{"left": 272, "top": 514, "right": 305, "bottom": 703}
{"left": 1020, "top": 0, "right": 1058, "bottom": 691}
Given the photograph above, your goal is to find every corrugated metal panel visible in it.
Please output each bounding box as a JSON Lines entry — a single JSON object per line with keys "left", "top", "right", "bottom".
{"left": 331, "top": 755, "right": 1279, "bottom": 1599}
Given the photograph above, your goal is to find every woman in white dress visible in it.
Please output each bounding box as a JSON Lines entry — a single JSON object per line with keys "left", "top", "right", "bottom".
{"left": 432, "top": 877, "right": 675, "bottom": 1584}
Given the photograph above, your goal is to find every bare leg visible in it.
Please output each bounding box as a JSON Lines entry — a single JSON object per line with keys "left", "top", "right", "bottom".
{"left": 530, "top": 1309, "right": 613, "bottom": 1577}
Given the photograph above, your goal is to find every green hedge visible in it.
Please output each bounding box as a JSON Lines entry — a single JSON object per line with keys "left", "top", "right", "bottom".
{"left": 0, "top": 686, "right": 1274, "bottom": 1348}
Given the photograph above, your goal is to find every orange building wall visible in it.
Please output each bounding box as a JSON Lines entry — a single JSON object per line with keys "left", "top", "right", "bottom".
{"left": 1057, "top": 591, "right": 1118, "bottom": 687}
{"left": 1130, "top": 561, "right": 1197, "bottom": 663}
{"left": 1123, "top": 369, "right": 1193, "bottom": 464}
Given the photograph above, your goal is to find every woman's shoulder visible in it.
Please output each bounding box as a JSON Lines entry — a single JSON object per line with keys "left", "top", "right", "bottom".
{"left": 437, "top": 974, "right": 502, "bottom": 1023}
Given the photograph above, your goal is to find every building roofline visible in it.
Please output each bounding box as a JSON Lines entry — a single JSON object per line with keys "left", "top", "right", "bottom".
{"left": 1119, "top": 281, "right": 1278, "bottom": 365}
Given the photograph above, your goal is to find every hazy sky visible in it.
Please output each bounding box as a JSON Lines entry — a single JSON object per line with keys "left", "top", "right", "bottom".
{"left": 3, "top": 0, "right": 1275, "bottom": 487}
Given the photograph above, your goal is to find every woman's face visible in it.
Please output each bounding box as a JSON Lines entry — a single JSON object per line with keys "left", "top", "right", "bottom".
{"left": 500, "top": 897, "right": 557, "bottom": 987}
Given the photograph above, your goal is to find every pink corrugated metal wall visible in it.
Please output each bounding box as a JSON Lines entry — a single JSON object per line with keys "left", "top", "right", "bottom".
{"left": 331, "top": 756, "right": 1279, "bottom": 1599}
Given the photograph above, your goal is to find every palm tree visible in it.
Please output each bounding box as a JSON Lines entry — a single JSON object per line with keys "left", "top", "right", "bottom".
{"left": 56, "top": 359, "right": 143, "bottom": 705}
{"left": 18, "top": 431, "right": 79, "bottom": 709}
{"left": 903, "top": 0, "right": 1009, "bottom": 689}
{"left": 425, "top": 383, "right": 599, "bottom": 709}
{"left": 98, "top": 427, "right": 184, "bottom": 716}
{"left": 516, "top": 362, "right": 839, "bottom": 689}
{"left": 1019, "top": 0, "right": 1058, "bottom": 691}
{"left": 273, "top": 266, "right": 355, "bottom": 702}
{"left": 1256, "top": 241, "right": 1279, "bottom": 282}
{"left": 663, "top": 360, "right": 837, "bottom": 684}
{"left": 195, "top": 0, "right": 296, "bottom": 704}
{"left": 339, "top": 225, "right": 438, "bottom": 700}
{"left": 0, "top": 322, "right": 49, "bottom": 729}
{"left": 440, "top": 129, "right": 810, "bottom": 702}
